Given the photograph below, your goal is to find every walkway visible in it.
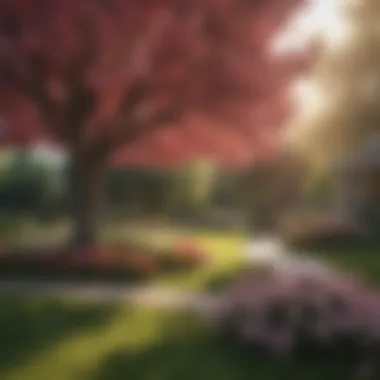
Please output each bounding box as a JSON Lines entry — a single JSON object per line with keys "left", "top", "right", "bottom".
{"left": 244, "top": 235, "right": 334, "bottom": 277}
{"left": 0, "top": 279, "right": 220, "bottom": 312}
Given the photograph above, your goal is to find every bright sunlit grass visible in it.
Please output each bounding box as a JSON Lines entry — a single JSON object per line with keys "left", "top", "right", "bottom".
{"left": 0, "top": 297, "right": 185, "bottom": 380}
{"left": 124, "top": 226, "right": 246, "bottom": 290}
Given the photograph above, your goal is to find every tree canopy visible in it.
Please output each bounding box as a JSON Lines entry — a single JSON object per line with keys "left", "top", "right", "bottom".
{"left": 0, "top": 0, "right": 308, "bottom": 246}
{"left": 0, "top": 0, "right": 307, "bottom": 166}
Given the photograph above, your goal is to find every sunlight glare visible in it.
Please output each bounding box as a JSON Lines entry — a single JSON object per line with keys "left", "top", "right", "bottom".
{"left": 291, "top": 79, "right": 323, "bottom": 117}
{"left": 272, "top": 0, "right": 354, "bottom": 55}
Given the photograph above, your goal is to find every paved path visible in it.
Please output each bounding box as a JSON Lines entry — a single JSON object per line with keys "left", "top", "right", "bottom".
{"left": 0, "top": 279, "right": 220, "bottom": 312}
{"left": 244, "top": 235, "right": 335, "bottom": 278}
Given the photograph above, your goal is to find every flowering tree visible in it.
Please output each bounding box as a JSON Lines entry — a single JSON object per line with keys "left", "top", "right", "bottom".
{"left": 0, "top": 0, "right": 307, "bottom": 248}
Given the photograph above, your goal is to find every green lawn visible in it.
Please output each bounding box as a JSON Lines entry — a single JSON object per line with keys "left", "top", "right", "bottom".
{"left": 0, "top": 295, "right": 355, "bottom": 380}
{"left": 126, "top": 227, "right": 246, "bottom": 290}
{"left": 307, "top": 248, "right": 380, "bottom": 286}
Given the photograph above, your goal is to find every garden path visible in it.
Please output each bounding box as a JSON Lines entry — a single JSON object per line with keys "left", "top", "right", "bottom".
{"left": 0, "top": 236, "right": 335, "bottom": 311}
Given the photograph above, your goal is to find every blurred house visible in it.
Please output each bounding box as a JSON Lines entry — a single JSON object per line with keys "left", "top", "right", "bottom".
{"left": 335, "top": 136, "right": 380, "bottom": 236}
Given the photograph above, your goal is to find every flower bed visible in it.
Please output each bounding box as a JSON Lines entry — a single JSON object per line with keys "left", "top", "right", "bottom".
{"left": 210, "top": 269, "right": 380, "bottom": 377}
{"left": 0, "top": 238, "right": 206, "bottom": 282}
{"left": 117, "top": 236, "right": 206, "bottom": 272}
{"left": 157, "top": 240, "right": 206, "bottom": 271}
{"left": 0, "top": 246, "right": 158, "bottom": 282}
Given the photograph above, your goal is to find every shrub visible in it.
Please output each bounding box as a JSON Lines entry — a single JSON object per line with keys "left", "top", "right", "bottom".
{"left": 0, "top": 213, "right": 25, "bottom": 245}
{"left": 67, "top": 246, "right": 159, "bottom": 278}
{"left": 281, "top": 215, "right": 366, "bottom": 249}
{"left": 158, "top": 240, "right": 206, "bottom": 271}
{"left": 211, "top": 270, "right": 380, "bottom": 377}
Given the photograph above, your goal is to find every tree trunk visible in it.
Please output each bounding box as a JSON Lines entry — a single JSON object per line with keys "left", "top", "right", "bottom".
{"left": 68, "top": 155, "right": 107, "bottom": 250}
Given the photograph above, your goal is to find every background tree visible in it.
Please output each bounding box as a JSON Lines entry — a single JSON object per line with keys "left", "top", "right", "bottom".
{"left": 239, "top": 149, "right": 309, "bottom": 232}
{"left": 167, "top": 160, "right": 217, "bottom": 219}
{"left": 0, "top": 148, "right": 65, "bottom": 219}
{"left": 0, "top": 0, "right": 307, "bottom": 248}
{"left": 288, "top": 0, "right": 380, "bottom": 170}
{"left": 107, "top": 166, "right": 168, "bottom": 218}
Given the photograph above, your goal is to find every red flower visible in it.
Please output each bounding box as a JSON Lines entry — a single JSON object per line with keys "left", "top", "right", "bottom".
{"left": 173, "top": 240, "right": 205, "bottom": 263}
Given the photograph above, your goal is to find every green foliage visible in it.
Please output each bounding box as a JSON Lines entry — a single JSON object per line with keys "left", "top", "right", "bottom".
{"left": 305, "top": 168, "right": 335, "bottom": 208}
{"left": 0, "top": 212, "right": 25, "bottom": 242}
{"left": 107, "top": 167, "right": 169, "bottom": 217}
{"left": 0, "top": 148, "right": 246, "bottom": 223}
{"left": 0, "top": 149, "right": 65, "bottom": 220}
{"left": 107, "top": 161, "right": 221, "bottom": 220}
{"left": 168, "top": 160, "right": 217, "bottom": 215}
{"left": 238, "top": 151, "right": 308, "bottom": 231}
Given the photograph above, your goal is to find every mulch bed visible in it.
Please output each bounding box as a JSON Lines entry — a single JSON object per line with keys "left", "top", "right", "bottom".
{"left": 0, "top": 243, "right": 206, "bottom": 283}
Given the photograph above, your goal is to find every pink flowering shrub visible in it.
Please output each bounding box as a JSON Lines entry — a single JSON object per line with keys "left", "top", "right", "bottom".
{"left": 211, "top": 270, "right": 380, "bottom": 377}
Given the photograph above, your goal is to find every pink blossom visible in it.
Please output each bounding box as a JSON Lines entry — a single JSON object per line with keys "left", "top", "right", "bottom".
{"left": 211, "top": 267, "right": 380, "bottom": 375}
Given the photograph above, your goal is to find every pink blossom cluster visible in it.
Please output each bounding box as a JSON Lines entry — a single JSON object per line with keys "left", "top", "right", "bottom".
{"left": 212, "top": 269, "right": 380, "bottom": 377}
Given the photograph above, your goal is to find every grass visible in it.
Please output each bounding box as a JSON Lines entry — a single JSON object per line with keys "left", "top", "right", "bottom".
{"left": 142, "top": 228, "right": 246, "bottom": 290}
{"left": 306, "top": 247, "right": 380, "bottom": 286}
{"left": 0, "top": 295, "right": 357, "bottom": 380}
